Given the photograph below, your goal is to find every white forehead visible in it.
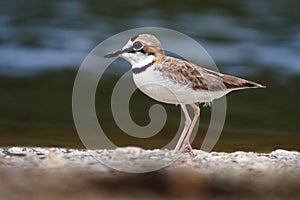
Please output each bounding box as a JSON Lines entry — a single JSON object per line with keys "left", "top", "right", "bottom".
{"left": 122, "top": 39, "right": 133, "bottom": 50}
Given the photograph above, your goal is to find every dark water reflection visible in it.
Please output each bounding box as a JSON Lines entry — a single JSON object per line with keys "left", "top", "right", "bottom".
{"left": 0, "top": 0, "right": 299, "bottom": 151}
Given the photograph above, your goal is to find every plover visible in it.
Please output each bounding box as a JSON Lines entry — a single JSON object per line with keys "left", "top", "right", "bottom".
{"left": 105, "top": 34, "right": 265, "bottom": 153}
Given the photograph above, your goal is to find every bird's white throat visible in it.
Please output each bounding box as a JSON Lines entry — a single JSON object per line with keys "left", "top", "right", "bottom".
{"left": 121, "top": 53, "right": 155, "bottom": 70}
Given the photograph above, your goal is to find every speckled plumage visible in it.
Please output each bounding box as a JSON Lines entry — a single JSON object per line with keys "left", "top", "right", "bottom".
{"left": 153, "top": 55, "right": 264, "bottom": 91}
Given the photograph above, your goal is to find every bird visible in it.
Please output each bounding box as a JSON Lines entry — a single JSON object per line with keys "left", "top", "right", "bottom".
{"left": 104, "top": 34, "right": 265, "bottom": 153}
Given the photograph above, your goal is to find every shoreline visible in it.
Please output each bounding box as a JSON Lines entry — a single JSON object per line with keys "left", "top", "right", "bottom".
{"left": 1, "top": 147, "right": 299, "bottom": 199}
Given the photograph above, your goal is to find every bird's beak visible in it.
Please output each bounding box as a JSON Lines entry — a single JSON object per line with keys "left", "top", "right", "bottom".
{"left": 104, "top": 46, "right": 134, "bottom": 58}
{"left": 104, "top": 49, "right": 124, "bottom": 58}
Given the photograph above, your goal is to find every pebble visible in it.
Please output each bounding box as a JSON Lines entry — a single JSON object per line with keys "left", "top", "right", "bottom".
{"left": 0, "top": 147, "right": 299, "bottom": 200}
{"left": 270, "top": 149, "right": 300, "bottom": 159}
{"left": 0, "top": 147, "right": 299, "bottom": 175}
{"left": 39, "top": 150, "right": 68, "bottom": 169}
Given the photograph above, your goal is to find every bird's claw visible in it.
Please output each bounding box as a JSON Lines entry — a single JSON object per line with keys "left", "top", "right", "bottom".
{"left": 179, "top": 141, "right": 196, "bottom": 156}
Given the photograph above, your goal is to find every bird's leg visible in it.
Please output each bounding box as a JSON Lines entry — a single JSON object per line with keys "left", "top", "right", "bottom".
{"left": 179, "top": 103, "right": 200, "bottom": 153}
{"left": 174, "top": 104, "right": 191, "bottom": 152}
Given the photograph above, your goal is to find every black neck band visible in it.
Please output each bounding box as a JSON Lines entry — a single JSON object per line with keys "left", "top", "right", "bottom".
{"left": 132, "top": 61, "right": 155, "bottom": 74}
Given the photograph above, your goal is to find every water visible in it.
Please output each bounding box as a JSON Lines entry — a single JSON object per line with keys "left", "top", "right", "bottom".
{"left": 0, "top": 0, "right": 299, "bottom": 151}
{"left": 0, "top": 0, "right": 299, "bottom": 76}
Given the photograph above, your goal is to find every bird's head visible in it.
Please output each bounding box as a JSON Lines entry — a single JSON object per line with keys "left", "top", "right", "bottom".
{"left": 104, "top": 34, "right": 164, "bottom": 67}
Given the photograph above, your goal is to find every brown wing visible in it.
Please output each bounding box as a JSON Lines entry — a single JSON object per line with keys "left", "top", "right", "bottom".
{"left": 154, "top": 56, "right": 265, "bottom": 91}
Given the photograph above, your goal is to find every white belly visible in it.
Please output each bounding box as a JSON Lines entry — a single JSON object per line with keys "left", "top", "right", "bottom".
{"left": 133, "top": 69, "right": 229, "bottom": 104}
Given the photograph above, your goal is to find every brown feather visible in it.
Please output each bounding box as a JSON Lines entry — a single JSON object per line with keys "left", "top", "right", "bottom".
{"left": 154, "top": 56, "right": 265, "bottom": 91}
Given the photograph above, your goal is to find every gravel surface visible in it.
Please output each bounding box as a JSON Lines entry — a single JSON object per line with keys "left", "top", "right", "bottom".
{"left": 0, "top": 147, "right": 300, "bottom": 199}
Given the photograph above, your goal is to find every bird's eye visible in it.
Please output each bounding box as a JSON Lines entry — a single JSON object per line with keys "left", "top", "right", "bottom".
{"left": 133, "top": 41, "right": 143, "bottom": 51}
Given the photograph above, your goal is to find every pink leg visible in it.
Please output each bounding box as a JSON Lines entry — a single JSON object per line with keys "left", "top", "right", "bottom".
{"left": 179, "top": 103, "right": 200, "bottom": 152}
{"left": 174, "top": 104, "right": 191, "bottom": 152}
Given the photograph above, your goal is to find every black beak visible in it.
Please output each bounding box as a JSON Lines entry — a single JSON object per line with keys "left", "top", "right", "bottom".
{"left": 104, "top": 49, "right": 123, "bottom": 58}
{"left": 104, "top": 46, "right": 134, "bottom": 58}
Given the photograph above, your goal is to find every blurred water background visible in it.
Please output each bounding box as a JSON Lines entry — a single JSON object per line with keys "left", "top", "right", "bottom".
{"left": 0, "top": 0, "right": 299, "bottom": 151}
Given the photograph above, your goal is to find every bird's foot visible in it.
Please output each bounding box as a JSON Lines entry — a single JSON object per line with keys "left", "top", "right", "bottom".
{"left": 179, "top": 141, "right": 196, "bottom": 156}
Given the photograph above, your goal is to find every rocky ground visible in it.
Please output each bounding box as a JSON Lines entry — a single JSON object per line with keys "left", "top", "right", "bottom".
{"left": 0, "top": 147, "right": 299, "bottom": 200}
